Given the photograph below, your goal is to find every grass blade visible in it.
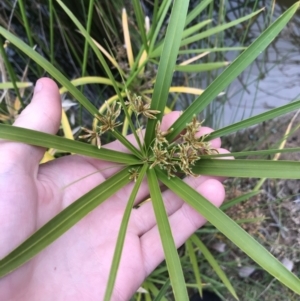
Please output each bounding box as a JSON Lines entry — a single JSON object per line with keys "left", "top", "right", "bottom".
{"left": 145, "top": 0, "right": 190, "bottom": 147}
{"left": 0, "top": 27, "right": 99, "bottom": 117}
{"left": 148, "top": 0, "right": 172, "bottom": 54}
{"left": 17, "top": 0, "right": 33, "bottom": 47}
{"left": 182, "top": 20, "right": 212, "bottom": 40}
{"left": 156, "top": 170, "right": 300, "bottom": 295}
{"left": 174, "top": 62, "right": 228, "bottom": 73}
{"left": 0, "top": 36, "right": 23, "bottom": 106}
{"left": 185, "top": 0, "right": 213, "bottom": 26}
{"left": 192, "top": 159, "right": 300, "bottom": 179}
{"left": 104, "top": 164, "right": 148, "bottom": 301}
{"left": 190, "top": 235, "right": 238, "bottom": 300}
{"left": 207, "top": 100, "right": 300, "bottom": 140}
{"left": 133, "top": 0, "right": 148, "bottom": 51}
{"left": 0, "top": 82, "right": 32, "bottom": 89}
{"left": 147, "top": 169, "right": 189, "bottom": 301}
{"left": 185, "top": 238, "right": 203, "bottom": 297}
{"left": 49, "top": 0, "right": 54, "bottom": 65}
{"left": 178, "top": 46, "right": 246, "bottom": 54}
{"left": 81, "top": 0, "right": 95, "bottom": 79}
{"left": 0, "top": 124, "right": 140, "bottom": 165}
{"left": 201, "top": 147, "right": 300, "bottom": 159}
{"left": 151, "top": 8, "right": 264, "bottom": 58}
{"left": 0, "top": 168, "right": 131, "bottom": 277}
{"left": 166, "top": 3, "right": 299, "bottom": 142}
{"left": 153, "top": 279, "right": 171, "bottom": 301}
{"left": 181, "top": 9, "right": 264, "bottom": 47}
{"left": 221, "top": 191, "right": 262, "bottom": 211}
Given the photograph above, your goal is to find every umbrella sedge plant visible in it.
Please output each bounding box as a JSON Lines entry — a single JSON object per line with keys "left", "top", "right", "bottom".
{"left": 0, "top": 0, "right": 300, "bottom": 300}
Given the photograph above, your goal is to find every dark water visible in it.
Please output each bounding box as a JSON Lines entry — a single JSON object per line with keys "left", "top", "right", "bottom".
{"left": 216, "top": 0, "right": 300, "bottom": 127}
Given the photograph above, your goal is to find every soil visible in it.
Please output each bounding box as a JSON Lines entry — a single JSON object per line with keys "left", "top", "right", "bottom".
{"left": 217, "top": 112, "right": 300, "bottom": 299}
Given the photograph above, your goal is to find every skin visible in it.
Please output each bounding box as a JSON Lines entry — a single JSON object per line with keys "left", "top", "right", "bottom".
{"left": 0, "top": 78, "right": 228, "bottom": 301}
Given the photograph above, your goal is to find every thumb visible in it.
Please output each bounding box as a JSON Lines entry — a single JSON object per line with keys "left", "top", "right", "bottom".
{"left": 11, "top": 77, "right": 62, "bottom": 165}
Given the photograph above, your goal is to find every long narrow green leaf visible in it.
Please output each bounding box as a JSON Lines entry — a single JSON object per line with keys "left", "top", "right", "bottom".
{"left": 0, "top": 82, "right": 32, "bottom": 89}
{"left": 0, "top": 36, "right": 23, "bottom": 106}
{"left": 112, "top": 130, "right": 144, "bottom": 160}
{"left": 221, "top": 191, "right": 261, "bottom": 211}
{"left": 147, "top": 169, "right": 189, "bottom": 301}
{"left": 151, "top": 8, "right": 264, "bottom": 58}
{"left": 150, "top": 5, "right": 211, "bottom": 56}
{"left": 0, "top": 27, "right": 99, "bottom": 117}
{"left": 175, "top": 62, "right": 228, "bottom": 73}
{"left": 148, "top": 0, "right": 172, "bottom": 53}
{"left": 81, "top": 0, "right": 95, "bottom": 79}
{"left": 0, "top": 124, "right": 140, "bottom": 165}
{"left": 156, "top": 170, "right": 300, "bottom": 295}
{"left": 0, "top": 168, "right": 131, "bottom": 277}
{"left": 133, "top": 0, "right": 148, "bottom": 51}
{"left": 153, "top": 279, "right": 171, "bottom": 301}
{"left": 178, "top": 46, "right": 246, "bottom": 54}
{"left": 49, "top": 0, "right": 54, "bottom": 65}
{"left": 104, "top": 164, "right": 148, "bottom": 301}
{"left": 54, "top": 9, "right": 82, "bottom": 67}
{"left": 145, "top": 0, "right": 190, "bottom": 147}
{"left": 207, "top": 100, "right": 300, "bottom": 141}
{"left": 185, "top": 238, "right": 203, "bottom": 297}
{"left": 190, "top": 235, "right": 238, "bottom": 300}
{"left": 182, "top": 20, "right": 212, "bottom": 40}
{"left": 192, "top": 159, "right": 300, "bottom": 179}
{"left": 166, "top": 3, "right": 299, "bottom": 142}
{"left": 181, "top": 9, "right": 264, "bottom": 47}
{"left": 201, "top": 147, "right": 300, "bottom": 159}
{"left": 18, "top": 0, "right": 33, "bottom": 47}
{"left": 185, "top": 0, "right": 213, "bottom": 27}
{"left": 147, "top": 281, "right": 168, "bottom": 301}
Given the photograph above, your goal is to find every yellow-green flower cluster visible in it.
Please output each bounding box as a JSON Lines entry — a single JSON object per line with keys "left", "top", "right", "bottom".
{"left": 79, "top": 101, "right": 122, "bottom": 149}
{"left": 150, "top": 116, "right": 217, "bottom": 178}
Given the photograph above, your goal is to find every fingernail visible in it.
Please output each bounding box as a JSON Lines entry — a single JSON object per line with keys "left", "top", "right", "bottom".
{"left": 34, "top": 80, "right": 43, "bottom": 94}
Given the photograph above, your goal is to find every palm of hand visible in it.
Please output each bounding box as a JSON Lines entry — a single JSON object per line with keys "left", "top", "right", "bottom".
{"left": 0, "top": 78, "right": 225, "bottom": 301}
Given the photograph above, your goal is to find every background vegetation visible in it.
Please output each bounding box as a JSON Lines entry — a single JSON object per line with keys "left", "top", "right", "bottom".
{"left": 0, "top": 0, "right": 300, "bottom": 300}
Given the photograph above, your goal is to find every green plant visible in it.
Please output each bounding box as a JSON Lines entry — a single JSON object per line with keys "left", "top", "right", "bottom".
{"left": 1, "top": 1, "right": 300, "bottom": 300}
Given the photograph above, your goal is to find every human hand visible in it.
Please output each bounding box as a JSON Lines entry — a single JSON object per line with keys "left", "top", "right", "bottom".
{"left": 0, "top": 78, "right": 227, "bottom": 301}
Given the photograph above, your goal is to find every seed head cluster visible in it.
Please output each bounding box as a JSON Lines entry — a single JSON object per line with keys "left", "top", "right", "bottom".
{"left": 125, "top": 94, "right": 160, "bottom": 119}
{"left": 79, "top": 95, "right": 217, "bottom": 179}
{"left": 150, "top": 116, "right": 218, "bottom": 178}
{"left": 79, "top": 101, "right": 122, "bottom": 149}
